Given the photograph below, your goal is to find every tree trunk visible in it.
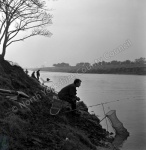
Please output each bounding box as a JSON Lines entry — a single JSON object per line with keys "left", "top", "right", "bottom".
{"left": 0, "top": 46, "right": 6, "bottom": 62}
{"left": 2, "top": 45, "right": 6, "bottom": 59}
{"left": 1, "top": 20, "right": 10, "bottom": 61}
{"left": 0, "top": 54, "right": 4, "bottom": 62}
{"left": 1, "top": 33, "right": 8, "bottom": 61}
{"left": 0, "top": 42, "right": 7, "bottom": 62}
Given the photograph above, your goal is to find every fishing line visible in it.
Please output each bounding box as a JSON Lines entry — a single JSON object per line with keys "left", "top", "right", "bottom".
{"left": 61, "top": 95, "right": 138, "bottom": 114}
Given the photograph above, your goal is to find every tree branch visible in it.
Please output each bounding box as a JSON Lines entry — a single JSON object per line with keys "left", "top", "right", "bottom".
{"left": 7, "top": 20, "right": 23, "bottom": 41}
{"left": 7, "top": 28, "right": 52, "bottom": 47}
{"left": 0, "top": 18, "right": 6, "bottom": 34}
{"left": 9, "top": 16, "right": 52, "bottom": 34}
{"left": 6, "top": 33, "right": 38, "bottom": 47}
{"left": 0, "top": 0, "right": 53, "bottom": 58}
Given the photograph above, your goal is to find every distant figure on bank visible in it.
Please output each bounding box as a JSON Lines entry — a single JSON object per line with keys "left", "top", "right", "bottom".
{"left": 46, "top": 78, "right": 50, "bottom": 81}
{"left": 40, "top": 78, "right": 52, "bottom": 85}
{"left": 36, "top": 70, "right": 40, "bottom": 80}
{"left": 31, "top": 71, "right": 36, "bottom": 79}
{"left": 58, "top": 79, "right": 81, "bottom": 114}
{"left": 25, "top": 69, "right": 28, "bottom": 75}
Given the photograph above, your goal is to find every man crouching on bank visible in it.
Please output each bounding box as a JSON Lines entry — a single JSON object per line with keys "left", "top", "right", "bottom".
{"left": 58, "top": 79, "right": 81, "bottom": 114}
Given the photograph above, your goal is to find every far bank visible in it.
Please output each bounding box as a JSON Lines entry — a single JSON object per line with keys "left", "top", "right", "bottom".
{"left": 31, "top": 64, "right": 146, "bottom": 75}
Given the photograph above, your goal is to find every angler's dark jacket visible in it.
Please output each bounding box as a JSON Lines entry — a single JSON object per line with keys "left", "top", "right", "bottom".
{"left": 58, "top": 84, "right": 77, "bottom": 100}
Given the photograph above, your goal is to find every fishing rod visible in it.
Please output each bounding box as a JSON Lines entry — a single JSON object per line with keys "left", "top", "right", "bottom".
{"left": 88, "top": 100, "right": 120, "bottom": 108}
{"left": 101, "top": 103, "right": 109, "bottom": 132}
{"left": 55, "top": 95, "right": 140, "bottom": 115}
{"left": 98, "top": 96, "right": 140, "bottom": 123}
{"left": 88, "top": 95, "right": 142, "bottom": 110}
{"left": 61, "top": 99, "right": 120, "bottom": 114}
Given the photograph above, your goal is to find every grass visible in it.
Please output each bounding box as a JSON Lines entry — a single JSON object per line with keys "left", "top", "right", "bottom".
{"left": 0, "top": 60, "right": 114, "bottom": 150}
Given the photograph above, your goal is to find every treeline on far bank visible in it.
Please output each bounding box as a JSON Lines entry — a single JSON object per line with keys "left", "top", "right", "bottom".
{"left": 38, "top": 57, "right": 146, "bottom": 75}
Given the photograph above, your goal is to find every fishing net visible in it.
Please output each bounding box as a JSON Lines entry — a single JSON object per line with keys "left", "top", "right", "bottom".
{"left": 106, "top": 110, "right": 129, "bottom": 136}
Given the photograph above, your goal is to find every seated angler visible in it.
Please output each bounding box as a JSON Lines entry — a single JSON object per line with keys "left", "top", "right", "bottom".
{"left": 58, "top": 79, "right": 81, "bottom": 114}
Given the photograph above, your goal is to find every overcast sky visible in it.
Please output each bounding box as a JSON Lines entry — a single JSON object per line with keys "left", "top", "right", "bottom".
{"left": 4, "top": 0, "right": 146, "bottom": 68}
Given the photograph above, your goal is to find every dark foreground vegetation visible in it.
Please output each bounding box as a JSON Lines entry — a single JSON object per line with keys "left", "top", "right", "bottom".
{"left": 0, "top": 60, "right": 114, "bottom": 150}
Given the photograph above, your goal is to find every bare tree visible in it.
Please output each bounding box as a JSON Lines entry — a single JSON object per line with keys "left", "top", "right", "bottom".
{"left": 0, "top": 0, "right": 52, "bottom": 60}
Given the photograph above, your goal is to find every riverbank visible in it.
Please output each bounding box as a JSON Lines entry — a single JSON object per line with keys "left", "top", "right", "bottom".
{"left": 0, "top": 60, "right": 114, "bottom": 150}
{"left": 32, "top": 64, "right": 146, "bottom": 75}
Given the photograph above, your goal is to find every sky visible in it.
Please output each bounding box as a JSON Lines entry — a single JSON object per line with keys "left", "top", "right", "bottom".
{"left": 2, "top": 0, "right": 146, "bottom": 68}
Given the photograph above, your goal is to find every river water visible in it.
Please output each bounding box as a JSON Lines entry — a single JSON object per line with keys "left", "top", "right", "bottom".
{"left": 34, "top": 71, "right": 146, "bottom": 150}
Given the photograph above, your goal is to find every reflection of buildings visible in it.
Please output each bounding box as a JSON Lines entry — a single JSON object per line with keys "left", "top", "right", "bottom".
{"left": 106, "top": 110, "right": 129, "bottom": 149}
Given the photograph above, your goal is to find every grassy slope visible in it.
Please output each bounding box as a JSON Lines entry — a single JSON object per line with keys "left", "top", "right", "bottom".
{"left": 0, "top": 60, "right": 113, "bottom": 150}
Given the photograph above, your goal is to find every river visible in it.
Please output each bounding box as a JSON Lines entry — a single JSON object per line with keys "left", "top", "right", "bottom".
{"left": 31, "top": 71, "right": 146, "bottom": 150}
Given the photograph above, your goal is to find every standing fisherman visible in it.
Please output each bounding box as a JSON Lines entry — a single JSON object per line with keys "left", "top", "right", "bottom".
{"left": 31, "top": 71, "right": 36, "bottom": 79}
{"left": 36, "top": 70, "right": 40, "bottom": 80}
{"left": 25, "top": 69, "right": 28, "bottom": 75}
